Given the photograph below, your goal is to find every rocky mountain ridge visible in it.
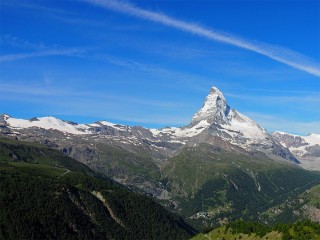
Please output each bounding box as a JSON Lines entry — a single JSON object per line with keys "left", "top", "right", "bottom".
{"left": 272, "top": 131, "right": 320, "bottom": 171}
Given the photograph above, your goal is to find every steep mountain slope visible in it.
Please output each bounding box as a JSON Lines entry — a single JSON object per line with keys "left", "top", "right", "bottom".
{"left": 0, "top": 136, "right": 195, "bottom": 239}
{"left": 161, "top": 143, "right": 320, "bottom": 229}
{"left": 272, "top": 132, "right": 320, "bottom": 171}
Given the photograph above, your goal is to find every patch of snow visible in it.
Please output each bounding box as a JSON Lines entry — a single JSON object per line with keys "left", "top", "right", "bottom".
{"left": 289, "top": 146, "right": 307, "bottom": 157}
{"left": 167, "top": 140, "right": 186, "bottom": 145}
{"left": 305, "top": 133, "right": 320, "bottom": 146}
{"left": 274, "top": 131, "right": 291, "bottom": 135}
{"left": 149, "top": 128, "right": 160, "bottom": 135}
{"left": 274, "top": 132, "right": 320, "bottom": 155}
{"left": 231, "top": 112, "right": 265, "bottom": 138}
{"left": 99, "top": 121, "right": 117, "bottom": 126}
{"left": 220, "top": 110, "right": 268, "bottom": 145}
{"left": 149, "top": 120, "right": 210, "bottom": 139}
{"left": 89, "top": 123, "right": 101, "bottom": 127}
{"left": 6, "top": 116, "right": 91, "bottom": 135}
{"left": 274, "top": 132, "right": 320, "bottom": 147}
{"left": 167, "top": 120, "right": 210, "bottom": 138}
{"left": 99, "top": 121, "right": 129, "bottom": 131}
{"left": 273, "top": 132, "right": 320, "bottom": 160}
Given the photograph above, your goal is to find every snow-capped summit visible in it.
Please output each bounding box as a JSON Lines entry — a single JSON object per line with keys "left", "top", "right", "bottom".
{"left": 191, "top": 86, "right": 230, "bottom": 126}
{"left": 186, "top": 87, "right": 269, "bottom": 145}
{"left": 189, "top": 86, "right": 267, "bottom": 144}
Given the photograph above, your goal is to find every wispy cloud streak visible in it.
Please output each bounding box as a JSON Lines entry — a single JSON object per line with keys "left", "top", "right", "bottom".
{"left": 0, "top": 49, "right": 84, "bottom": 62}
{"left": 98, "top": 54, "right": 169, "bottom": 75}
{"left": 1, "top": 35, "right": 48, "bottom": 50}
{"left": 0, "top": 83, "right": 189, "bottom": 109}
{"left": 84, "top": 0, "right": 320, "bottom": 77}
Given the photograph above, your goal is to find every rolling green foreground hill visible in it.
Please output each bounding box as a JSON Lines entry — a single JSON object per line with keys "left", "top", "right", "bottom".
{"left": 191, "top": 220, "right": 320, "bottom": 240}
{"left": 0, "top": 137, "right": 195, "bottom": 239}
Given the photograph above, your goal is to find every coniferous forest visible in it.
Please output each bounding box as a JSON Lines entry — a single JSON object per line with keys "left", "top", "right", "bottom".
{"left": 0, "top": 137, "right": 195, "bottom": 239}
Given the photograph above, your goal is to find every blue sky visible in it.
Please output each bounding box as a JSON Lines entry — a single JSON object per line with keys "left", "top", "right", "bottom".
{"left": 0, "top": 0, "right": 319, "bottom": 135}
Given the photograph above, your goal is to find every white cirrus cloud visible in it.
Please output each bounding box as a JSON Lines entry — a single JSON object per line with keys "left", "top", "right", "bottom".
{"left": 83, "top": 0, "right": 320, "bottom": 77}
{"left": 0, "top": 48, "right": 84, "bottom": 62}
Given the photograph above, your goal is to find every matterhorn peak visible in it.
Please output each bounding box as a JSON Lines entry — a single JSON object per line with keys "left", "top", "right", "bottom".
{"left": 191, "top": 86, "right": 230, "bottom": 125}
{"left": 208, "top": 86, "right": 224, "bottom": 97}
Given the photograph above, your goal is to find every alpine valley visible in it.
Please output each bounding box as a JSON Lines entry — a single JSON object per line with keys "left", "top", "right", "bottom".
{"left": 1, "top": 87, "right": 320, "bottom": 233}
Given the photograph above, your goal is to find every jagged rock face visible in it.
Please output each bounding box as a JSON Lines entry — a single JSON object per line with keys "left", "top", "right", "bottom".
{"left": 273, "top": 132, "right": 309, "bottom": 149}
{"left": 272, "top": 132, "right": 320, "bottom": 158}
{"left": 272, "top": 132, "right": 320, "bottom": 171}
{"left": 191, "top": 87, "right": 230, "bottom": 126}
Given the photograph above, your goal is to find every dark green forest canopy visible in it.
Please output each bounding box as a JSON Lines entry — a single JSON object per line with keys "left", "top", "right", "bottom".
{"left": 0, "top": 137, "right": 195, "bottom": 240}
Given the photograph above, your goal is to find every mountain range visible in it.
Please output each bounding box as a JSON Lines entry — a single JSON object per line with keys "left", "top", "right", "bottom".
{"left": 1, "top": 87, "right": 306, "bottom": 163}
{"left": 1, "top": 86, "right": 320, "bottom": 229}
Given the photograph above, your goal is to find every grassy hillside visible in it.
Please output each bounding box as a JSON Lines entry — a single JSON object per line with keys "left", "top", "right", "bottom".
{"left": 0, "top": 137, "right": 195, "bottom": 239}
{"left": 191, "top": 220, "right": 320, "bottom": 240}
{"left": 162, "top": 144, "right": 320, "bottom": 229}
